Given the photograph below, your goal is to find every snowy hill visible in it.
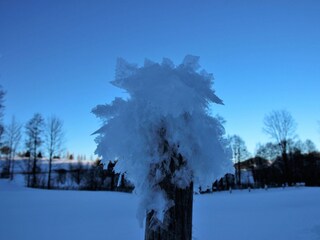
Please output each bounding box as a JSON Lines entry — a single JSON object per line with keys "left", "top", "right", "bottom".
{"left": 1, "top": 179, "right": 320, "bottom": 240}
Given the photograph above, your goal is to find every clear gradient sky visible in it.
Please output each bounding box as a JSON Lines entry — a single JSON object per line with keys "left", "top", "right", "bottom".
{"left": 0, "top": 0, "right": 319, "bottom": 158}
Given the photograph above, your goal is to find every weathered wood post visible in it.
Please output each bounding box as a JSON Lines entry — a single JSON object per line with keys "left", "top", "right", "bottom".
{"left": 145, "top": 181, "right": 193, "bottom": 240}
{"left": 145, "top": 131, "right": 193, "bottom": 240}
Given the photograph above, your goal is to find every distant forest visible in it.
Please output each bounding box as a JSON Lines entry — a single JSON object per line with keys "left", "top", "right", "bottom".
{"left": 0, "top": 85, "right": 319, "bottom": 191}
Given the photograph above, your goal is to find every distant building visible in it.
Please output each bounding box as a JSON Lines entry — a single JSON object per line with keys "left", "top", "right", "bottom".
{"left": 234, "top": 157, "right": 272, "bottom": 187}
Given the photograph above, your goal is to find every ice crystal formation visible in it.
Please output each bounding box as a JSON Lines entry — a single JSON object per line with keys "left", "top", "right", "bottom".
{"left": 93, "top": 55, "right": 232, "bottom": 224}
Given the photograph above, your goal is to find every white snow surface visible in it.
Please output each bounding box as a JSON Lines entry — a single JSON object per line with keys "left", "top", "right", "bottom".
{"left": 1, "top": 180, "right": 320, "bottom": 240}
{"left": 92, "top": 56, "right": 232, "bottom": 223}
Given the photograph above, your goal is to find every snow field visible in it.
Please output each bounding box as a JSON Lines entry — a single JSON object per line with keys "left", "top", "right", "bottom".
{"left": 1, "top": 180, "right": 320, "bottom": 240}
{"left": 194, "top": 187, "right": 320, "bottom": 240}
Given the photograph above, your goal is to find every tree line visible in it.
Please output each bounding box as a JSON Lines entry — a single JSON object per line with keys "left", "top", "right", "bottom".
{"left": 1, "top": 85, "right": 319, "bottom": 190}
{"left": 229, "top": 109, "right": 319, "bottom": 188}
{"left": 0, "top": 85, "right": 134, "bottom": 192}
{"left": 0, "top": 86, "right": 64, "bottom": 189}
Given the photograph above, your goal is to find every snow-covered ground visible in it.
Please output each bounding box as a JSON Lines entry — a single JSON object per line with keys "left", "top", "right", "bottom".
{"left": 1, "top": 178, "right": 320, "bottom": 240}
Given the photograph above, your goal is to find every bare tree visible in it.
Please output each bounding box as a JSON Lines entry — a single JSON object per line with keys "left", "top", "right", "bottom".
{"left": 0, "top": 86, "right": 5, "bottom": 121}
{"left": 25, "top": 113, "right": 45, "bottom": 187}
{"left": 0, "top": 86, "right": 6, "bottom": 153}
{"left": 263, "top": 110, "right": 297, "bottom": 185}
{"left": 255, "top": 142, "right": 282, "bottom": 161}
{"left": 45, "top": 116, "right": 64, "bottom": 189}
{"left": 303, "top": 139, "right": 317, "bottom": 154}
{"left": 318, "top": 121, "right": 320, "bottom": 144}
{"left": 229, "top": 135, "right": 250, "bottom": 186}
{"left": 5, "top": 116, "right": 22, "bottom": 180}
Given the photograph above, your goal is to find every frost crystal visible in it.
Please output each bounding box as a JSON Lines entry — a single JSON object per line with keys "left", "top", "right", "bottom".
{"left": 92, "top": 55, "right": 232, "bottom": 225}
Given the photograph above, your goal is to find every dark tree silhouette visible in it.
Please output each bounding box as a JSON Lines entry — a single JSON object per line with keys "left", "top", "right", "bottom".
{"left": 229, "top": 135, "right": 250, "bottom": 186}
{"left": 5, "top": 116, "right": 22, "bottom": 180}
{"left": 256, "top": 142, "right": 281, "bottom": 161}
{"left": 25, "top": 113, "right": 45, "bottom": 187}
{"left": 263, "top": 110, "right": 296, "bottom": 185}
{"left": 0, "top": 86, "right": 6, "bottom": 154}
{"left": 45, "top": 116, "right": 64, "bottom": 189}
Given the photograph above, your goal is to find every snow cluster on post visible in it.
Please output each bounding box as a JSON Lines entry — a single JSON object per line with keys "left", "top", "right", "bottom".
{"left": 92, "top": 56, "right": 232, "bottom": 238}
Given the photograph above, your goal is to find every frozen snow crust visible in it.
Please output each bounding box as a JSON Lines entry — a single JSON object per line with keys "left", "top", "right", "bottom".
{"left": 2, "top": 181, "right": 320, "bottom": 240}
{"left": 93, "top": 56, "right": 232, "bottom": 224}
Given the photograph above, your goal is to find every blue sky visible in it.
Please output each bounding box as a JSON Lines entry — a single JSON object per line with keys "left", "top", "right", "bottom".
{"left": 0, "top": 0, "right": 319, "bottom": 158}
